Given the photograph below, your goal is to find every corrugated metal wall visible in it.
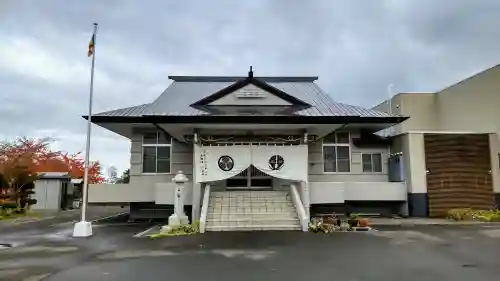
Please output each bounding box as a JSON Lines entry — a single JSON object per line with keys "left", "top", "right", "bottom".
{"left": 424, "top": 134, "right": 494, "bottom": 217}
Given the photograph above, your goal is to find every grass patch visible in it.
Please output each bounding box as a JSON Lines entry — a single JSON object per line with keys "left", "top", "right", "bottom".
{"left": 447, "top": 208, "right": 500, "bottom": 222}
{"left": 0, "top": 208, "right": 41, "bottom": 221}
{"left": 148, "top": 221, "right": 200, "bottom": 238}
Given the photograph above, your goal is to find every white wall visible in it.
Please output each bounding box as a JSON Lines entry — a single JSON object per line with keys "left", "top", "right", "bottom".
{"left": 88, "top": 182, "right": 193, "bottom": 205}
{"left": 309, "top": 182, "right": 344, "bottom": 203}
{"left": 309, "top": 182, "right": 406, "bottom": 203}
{"left": 88, "top": 183, "right": 154, "bottom": 203}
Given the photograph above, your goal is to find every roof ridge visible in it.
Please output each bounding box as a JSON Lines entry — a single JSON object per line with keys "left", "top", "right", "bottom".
{"left": 168, "top": 76, "right": 318, "bottom": 82}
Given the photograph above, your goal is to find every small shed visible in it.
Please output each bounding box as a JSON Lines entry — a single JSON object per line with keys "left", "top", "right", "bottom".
{"left": 32, "top": 172, "right": 71, "bottom": 211}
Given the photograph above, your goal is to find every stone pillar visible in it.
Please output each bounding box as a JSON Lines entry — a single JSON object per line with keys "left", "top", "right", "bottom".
{"left": 164, "top": 171, "right": 190, "bottom": 231}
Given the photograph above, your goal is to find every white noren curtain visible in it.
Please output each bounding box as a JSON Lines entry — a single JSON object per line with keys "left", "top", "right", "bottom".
{"left": 195, "top": 145, "right": 251, "bottom": 183}
{"left": 251, "top": 145, "right": 308, "bottom": 182}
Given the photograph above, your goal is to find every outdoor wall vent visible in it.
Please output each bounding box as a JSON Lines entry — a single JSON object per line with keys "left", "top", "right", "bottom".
{"left": 235, "top": 89, "right": 266, "bottom": 99}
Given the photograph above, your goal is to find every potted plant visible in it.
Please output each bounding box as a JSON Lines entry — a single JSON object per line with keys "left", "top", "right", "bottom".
{"left": 347, "top": 214, "right": 359, "bottom": 228}
{"left": 358, "top": 217, "right": 369, "bottom": 227}
{"left": 339, "top": 221, "right": 350, "bottom": 231}
{"left": 324, "top": 215, "right": 338, "bottom": 226}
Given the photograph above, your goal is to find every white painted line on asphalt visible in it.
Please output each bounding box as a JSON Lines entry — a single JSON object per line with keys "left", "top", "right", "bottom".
{"left": 133, "top": 225, "right": 159, "bottom": 238}
{"left": 50, "top": 211, "right": 129, "bottom": 227}
{"left": 91, "top": 212, "right": 129, "bottom": 223}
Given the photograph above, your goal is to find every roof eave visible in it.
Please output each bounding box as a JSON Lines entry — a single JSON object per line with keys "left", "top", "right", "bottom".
{"left": 83, "top": 115, "right": 409, "bottom": 125}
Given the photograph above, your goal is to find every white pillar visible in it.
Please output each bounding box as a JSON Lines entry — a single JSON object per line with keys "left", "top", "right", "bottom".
{"left": 302, "top": 131, "right": 310, "bottom": 219}
{"left": 191, "top": 136, "right": 201, "bottom": 220}
{"left": 165, "top": 171, "right": 190, "bottom": 229}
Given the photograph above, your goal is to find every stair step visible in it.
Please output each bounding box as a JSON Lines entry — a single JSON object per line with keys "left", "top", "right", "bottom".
{"left": 212, "top": 191, "right": 288, "bottom": 195}
{"left": 208, "top": 210, "right": 296, "bottom": 215}
{"left": 206, "top": 224, "right": 301, "bottom": 231}
{"left": 209, "top": 205, "right": 295, "bottom": 208}
{"left": 210, "top": 197, "right": 291, "bottom": 202}
{"left": 207, "top": 210, "right": 297, "bottom": 215}
{"left": 207, "top": 219, "right": 299, "bottom": 225}
{"left": 208, "top": 216, "right": 297, "bottom": 220}
{"left": 203, "top": 190, "right": 301, "bottom": 232}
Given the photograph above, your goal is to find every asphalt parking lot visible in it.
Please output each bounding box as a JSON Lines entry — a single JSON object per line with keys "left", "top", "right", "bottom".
{"left": 1, "top": 216, "right": 500, "bottom": 281}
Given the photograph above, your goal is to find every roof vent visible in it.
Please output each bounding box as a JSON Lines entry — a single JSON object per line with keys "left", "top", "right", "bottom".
{"left": 235, "top": 89, "right": 266, "bottom": 99}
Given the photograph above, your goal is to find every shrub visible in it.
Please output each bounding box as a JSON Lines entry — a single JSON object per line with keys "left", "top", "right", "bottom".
{"left": 447, "top": 208, "right": 500, "bottom": 222}
{"left": 446, "top": 208, "right": 474, "bottom": 221}
{"left": 149, "top": 221, "right": 200, "bottom": 238}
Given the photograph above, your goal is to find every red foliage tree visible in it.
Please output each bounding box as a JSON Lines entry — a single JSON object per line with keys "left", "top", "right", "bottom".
{"left": 0, "top": 138, "right": 47, "bottom": 205}
{"left": 0, "top": 137, "right": 104, "bottom": 186}
{"left": 34, "top": 152, "right": 104, "bottom": 183}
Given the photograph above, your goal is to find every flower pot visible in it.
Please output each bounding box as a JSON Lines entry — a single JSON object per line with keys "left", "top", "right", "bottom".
{"left": 324, "top": 216, "right": 338, "bottom": 226}
{"left": 347, "top": 219, "right": 358, "bottom": 228}
{"left": 358, "top": 218, "right": 369, "bottom": 227}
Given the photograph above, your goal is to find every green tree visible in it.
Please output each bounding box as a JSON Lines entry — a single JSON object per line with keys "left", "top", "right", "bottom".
{"left": 115, "top": 169, "right": 130, "bottom": 184}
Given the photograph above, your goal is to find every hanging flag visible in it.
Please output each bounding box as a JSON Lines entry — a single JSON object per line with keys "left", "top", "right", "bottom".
{"left": 87, "top": 34, "right": 95, "bottom": 57}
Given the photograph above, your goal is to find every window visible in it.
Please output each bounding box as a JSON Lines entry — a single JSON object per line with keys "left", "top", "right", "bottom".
{"left": 142, "top": 131, "right": 171, "bottom": 173}
{"left": 323, "top": 132, "right": 351, "bottom": 172}
{"left": 362, "top": 153, "right": 383, "bottom": 173}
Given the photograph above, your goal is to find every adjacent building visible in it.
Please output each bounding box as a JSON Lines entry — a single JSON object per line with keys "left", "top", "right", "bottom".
{"left": 373, "top": 63, "right": 500, "bottom": 217}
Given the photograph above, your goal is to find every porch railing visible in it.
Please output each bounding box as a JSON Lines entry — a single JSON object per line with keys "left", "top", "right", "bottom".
{"left": 199, "top": 184, "right": 211, "bottom": 233}
{"left": 290, "top": 183, "right": 309, "bottom": 232}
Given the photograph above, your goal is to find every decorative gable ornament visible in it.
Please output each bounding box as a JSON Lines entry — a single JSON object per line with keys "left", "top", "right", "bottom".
{"left": 189, "top": 66, "right": 312, "bottom": 111}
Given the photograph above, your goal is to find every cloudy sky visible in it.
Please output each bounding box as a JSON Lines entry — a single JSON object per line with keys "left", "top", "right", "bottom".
{"left": 1, "top": 0, "right": 499, "bottom": 175}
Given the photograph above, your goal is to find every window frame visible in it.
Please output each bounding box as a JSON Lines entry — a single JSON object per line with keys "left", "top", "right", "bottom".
{"left": 361, "top": 153, "right": 383, "bottom": 173}
{"left": 141, "top": 131, "right": 173, "bottom": 174}
{"left": 322, "top": 132, "right": 351, "bottom": 173}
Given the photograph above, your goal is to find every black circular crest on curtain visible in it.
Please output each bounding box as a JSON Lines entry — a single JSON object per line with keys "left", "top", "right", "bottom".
{"left": 269, "top": 155, "right": 284, "bottom": 170}
{"left": 218, "top": 155, "right": 234, "bottom": 171}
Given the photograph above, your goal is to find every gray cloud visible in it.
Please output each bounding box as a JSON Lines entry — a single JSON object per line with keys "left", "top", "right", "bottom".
{"left": 1, "top": 0, "right": 500, "bottom": 173}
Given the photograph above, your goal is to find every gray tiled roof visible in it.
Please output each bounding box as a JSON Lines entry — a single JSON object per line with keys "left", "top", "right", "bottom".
{"left": 94, "top": 76, "right": 399, "bottom": 118}
{"left": 94, "top": 103, "right": 150, "bottom": 117}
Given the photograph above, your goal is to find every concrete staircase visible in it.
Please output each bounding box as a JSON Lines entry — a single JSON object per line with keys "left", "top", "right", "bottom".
{"left": 206, "top": 190, "right": 301, "bottom": 231}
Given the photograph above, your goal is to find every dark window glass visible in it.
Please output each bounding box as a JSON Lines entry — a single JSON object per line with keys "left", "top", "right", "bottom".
{"left": 157, "top": 133, "right": 171, "bottom": 144}
{"left": 226, "top": 178, "right": 248, "bottom": 187}
{"left": 323, "top": 133, "right": 336, "bottom": 144}
{"left": 362, "top": 154, "right": 372, "bottom": 172}
{"left": 143, "top": 132, "right": 158, "bottom": 144}
{"left": 251, "top": 178, "right": 272, "bottom": 187}
{"left": 323, "top": 146, "right": 337, "bottom": 172}
{"left": 336, "top": 146, "right": 350, "bottom": 172}
{"left": 372, "top": 153, "right": 382, "bottom": 172}
{"left": 157, "top": 147, "right": 171, "bottom": 173}
{"left": 336, "top": 132, "right": 350, "bottom": 144}
{"left": 142, "top": 147, "right": 157, "bottom": 173}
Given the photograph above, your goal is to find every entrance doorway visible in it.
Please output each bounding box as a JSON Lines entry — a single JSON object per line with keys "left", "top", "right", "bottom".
{"left": 226, "top": 165, "right": 272, "bottom": 189}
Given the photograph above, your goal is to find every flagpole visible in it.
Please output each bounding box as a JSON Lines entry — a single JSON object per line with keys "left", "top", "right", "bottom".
{"left": 74, "top": 22, "right": 98, "bottom": 237}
